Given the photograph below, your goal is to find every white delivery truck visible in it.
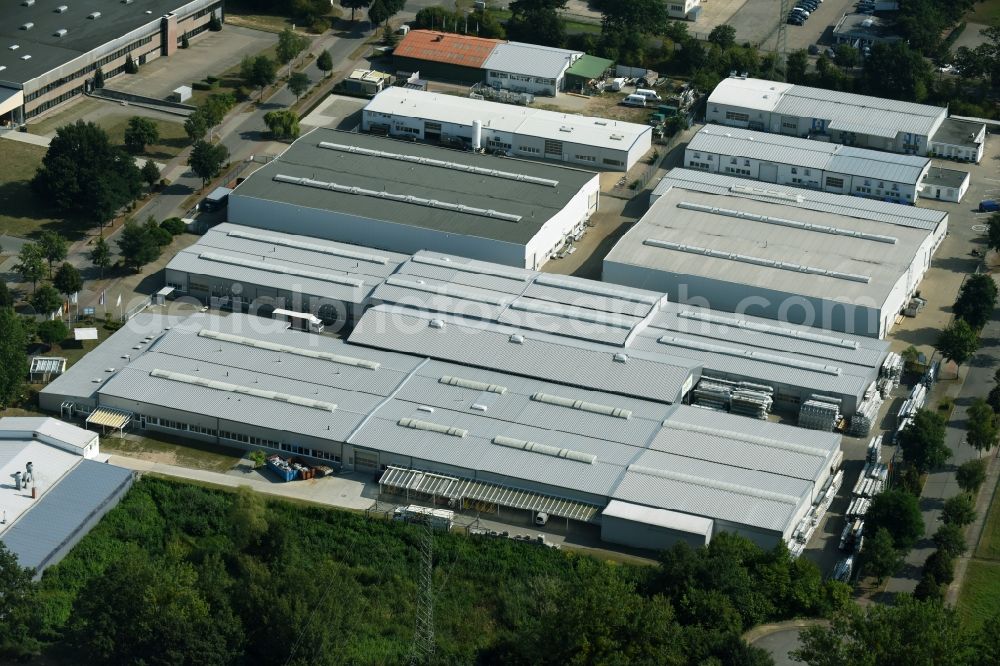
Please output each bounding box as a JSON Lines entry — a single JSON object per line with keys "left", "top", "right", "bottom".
{"left": 635, "top": 88, "right": 661, "bottom": 101}
{"left": 622, "top": 94, "right": 646, "bottom": 107}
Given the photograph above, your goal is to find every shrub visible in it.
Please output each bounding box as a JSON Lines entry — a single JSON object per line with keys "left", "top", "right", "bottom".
{"left": 160, "top": 217, "right": 187, "bottom": 235}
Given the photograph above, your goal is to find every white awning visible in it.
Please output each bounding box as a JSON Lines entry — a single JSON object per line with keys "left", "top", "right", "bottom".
{"left": 74, "top": 328, "right": 98, "bottom": 341}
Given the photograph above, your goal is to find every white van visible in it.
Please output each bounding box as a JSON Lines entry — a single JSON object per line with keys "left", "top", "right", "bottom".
{"left": 622, "top": 94, "right": 646, "bottom": 107}
{"left": 635, "top": 88, "right": 661, "bottom": 101}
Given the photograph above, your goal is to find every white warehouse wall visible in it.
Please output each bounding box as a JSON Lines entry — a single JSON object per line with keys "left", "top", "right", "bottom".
{"left": 524, "top": 174, "right": 600, "bottom": 268}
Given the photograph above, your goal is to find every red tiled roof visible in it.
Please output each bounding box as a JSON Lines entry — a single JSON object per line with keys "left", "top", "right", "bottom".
{"left": 394, "top": 30, "right": 500, "bottom": 69}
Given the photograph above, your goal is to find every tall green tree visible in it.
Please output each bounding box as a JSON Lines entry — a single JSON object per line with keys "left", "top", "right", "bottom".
{"left": 594, "top": 0, "right": 668, "bottom": 34}
{"left": 316, "top": 48, "right": 333, "bottom": 77}
{"left": 941, "top": 493, "right": 977, "bottom": 527}
{"left": 935, "top": 319, "right": 979, "bottom": 367}
{"left": 956, "top": 458, "right": 988, "bottom": 494}
{"left": 276, "top": 27, "right": 310, "bottom": 76}
{"left": 116, "top": 219, "right": 161, "bottom": 273}
{"left": 860, "top": 41, "right": 933, "bottom": 102}
{"left": 953, "top": 273, "right": 998, "bottom": 330}
{"left": 508, "top": 0, "right": 567, "bottom": 47}
{"left": 123, "top": 116, "right": 159, "bottom": 154}
{"left": 32, "top": 120, "right": 142, "bottom": 222}
{"left": 340, "top": 0, "right": 372, "bottom": 22}
{"left": 93, "top": 66, "right": 104, "bottom": 89}
{"left": 36, "top": 319, "right": 69, "bottom": 346}
{"left": 246, "top": 55, "right": 277, "bottom": 101}
{"left": 14, "top": 243, "right": 45, "bottom": 291}
{"left": 708, "top": 24, "right": 737, "bottom": 50}
{"left": 0, "top": 309, "right": 28, "bottom": 408}
{"left": 786, "top": 49, "right": 809, "bottom": 84}
{"left": 288, "top": 71, "right": 311, "bottom": 100}
{"left": 898, "top": 409, "right": 951, "bottom": 473}
{"left": 0, "top": 281, "right": 11, "bottom": 308}
{"left": 988, "top": 214, "right": 1000, "bottom": 253}
{"left": 967, "top": 397, "right": 998, "bottom": 456}
{"left": 866, "top": 489, "right": 925, "bottom": 551}
{"left": 31, "top": 284, "right": 62, "bottom": 316}
{"left": 89, "top": 235, "right": 112, "bottom": 279}
{"left": 368, "top": 0, "right": 405, "bottom": 29}
{"left": 188, "top": 140, "right": 229, "bottom": 187}
{"left": 140, "top": 159, "right": 160, "bottom": 190}
{"left": 932, "top": 522, "right": 968, "bottom": 558}
{"left": 0, "top": 542, "right": 42, "bottom": 660}
{"left": 860, "top": 527, "right": 901, "bottom": 585}
{"left": 184, "top": 110, "right": 208, "bottom": 143}
{"left": 53, "top": 262, "right": 82, "bottom": 299}
{"left": 38, "top": 231, "right": 68, "bottom": 277}
{"left": 263, "top": 110, "right": 301, "bottom": 140}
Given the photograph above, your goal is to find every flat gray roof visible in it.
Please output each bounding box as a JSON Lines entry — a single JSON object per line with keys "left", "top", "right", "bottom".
{"left": 230, "top": 128, "right": 597, "bottom": 246}
{"left": 690, "top": 125, "right": 930, "bottom": 184}
{"left": 931, "top": 117, "right": 986, "bottom": 149}
{"left": 55, "top": 312, "right": 839, "bottom": 535}
{"left": 924, "top": 166, "right": 970, "bottom": 190}
{"left": 0, "top": 0, "right": 206, "bottom": 86}
{"left": 607, "top": 181, "right": 935, "bottom": 306}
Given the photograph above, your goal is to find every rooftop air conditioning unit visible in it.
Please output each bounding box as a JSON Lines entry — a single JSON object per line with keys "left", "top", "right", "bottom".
{"left": 9, "top": 45, "right": 19, "bottom": 50}
{"left": 21, "top": 22, "right": 34, "bottom": 30}
{"left": 55, "top": 5, "right": 68, "bottom": 12}
{"left": 88, "top": 11, "right": 101, "bottom": 18}
{"left": 21, "top": 54, "right": 31, "bottom": 60}
{"left": 22, "top": 0, "right": 34, "bottom": 6}
{"left": 54, "top": 29, "right": 68, "bottom": 37}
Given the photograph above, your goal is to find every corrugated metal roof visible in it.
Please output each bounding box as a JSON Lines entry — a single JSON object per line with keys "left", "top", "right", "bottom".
{"left": 602, "top": 499, "right": 713, "bottom": 535}
{"left": 481, "top": 42, "right": 581, "bottom": 79}
{"left": 393, "top": 30, "right": 499, "bottom": 69}
{"left": 651, "top": 168, "right": 947, "bottom": 230}
{"left": 1, "top": 460, "right": 132, "bottom": 574}
{"left": 689, "top": 125, "right": 930, "bottom": 184}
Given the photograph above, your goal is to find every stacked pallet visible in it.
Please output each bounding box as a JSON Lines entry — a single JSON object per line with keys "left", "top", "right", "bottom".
{"left": 799, "top": 399, "right": 840, "bottom": 431}
{"left": 848, "top": 394, "right": 882, "bottom": 437}
{"left": 787, "top": 469, "right": 843, "bottom": 558}
{"left": 692, "top": 376, "right": 774, "bottom": 419}
{"left": 845, "top": 496, "right": 871, "bottom": 519}
{"left": 867, "top": 434, "right": 883, "bottom": 465}
{"left": 691, "top": 380, "right": 730, "bottom": 411}
{"left": 880, "top": 352, "right": 903, "bottom": 388}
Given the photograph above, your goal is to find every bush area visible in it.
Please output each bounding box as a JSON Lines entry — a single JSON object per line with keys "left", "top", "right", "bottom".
{"left": 18, "top": 477, "right": 851, "bottom": 665}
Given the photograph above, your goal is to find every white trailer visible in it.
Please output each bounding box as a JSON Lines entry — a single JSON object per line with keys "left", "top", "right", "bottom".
{"left": 393, "top": 505, "right": 455, "bottom": 531}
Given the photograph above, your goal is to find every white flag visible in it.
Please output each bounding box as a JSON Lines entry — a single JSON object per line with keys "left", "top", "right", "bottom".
{"left": 70, "top": 291, "right": 78, "bottom": 305}
{"left": 116, "top": 293, "right": 122, "bottom": 308}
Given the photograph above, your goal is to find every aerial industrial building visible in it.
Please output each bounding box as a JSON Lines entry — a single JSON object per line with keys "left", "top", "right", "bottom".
{"left": 684, "top": 125, "right": 935, "bottom": 204}
{"left": 226, "top": 129, "right": 600, "bottom": 269}
{"left": 362, "top": 87, "right": 652, "bottom": 171}
{"left": 392, "top": 30, "right": 583, "bottom": 96}
{"left": 165, "top": 223, "right": 892, "bottom": 416}
{"left": 602, "top": 169, "right": 948, "bottom": 338}
{"left": 0, "top": 418, "right": 132, "bottom": 576}
{"left": 40, "top": 312, "right": 843, "bottom": 550}
{"left": 0, "top": 0, "right": 222, "bottom": 124}
{"left": 706, "top": 76, "right": 986, "bottom": 163}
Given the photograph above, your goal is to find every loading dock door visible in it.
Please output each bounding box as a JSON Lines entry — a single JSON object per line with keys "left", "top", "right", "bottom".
{"left": 759, "top": 163, "right": 778, "bottom": 183}
{"left": 355, "top": 450, "right": 379, "bottom": 472}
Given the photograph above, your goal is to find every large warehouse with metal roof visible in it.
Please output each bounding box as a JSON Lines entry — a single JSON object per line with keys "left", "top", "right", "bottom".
{"left": 602, "top": 169, "right": 948, "bottom": 339}
{"left": 684, "top": 125, "right": 935, "bottom": 204}
{"left": 706, "top": 76, "right": 985, "bottom": 163}
{"left": 362, "top": 87, "right": 652, "bottom": 171}
{"left": 0, "top": 0, "right": 222, "bottom": 125}
{"left": 226, "top": 128, "right": 600, "bottom": 269}
{"left": 39, "top": 312, "right": 843, "bottom": 550}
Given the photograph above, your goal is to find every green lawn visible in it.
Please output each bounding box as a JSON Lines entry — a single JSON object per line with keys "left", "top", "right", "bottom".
{"left": 0, "top": 141, "right": 66, "bottom": 238}
{"left": 100, "top": 430, "right": 243, "bottom": 473}
{"left": 976, "top": 478, "right": 1000, "bottom": 560}
{"left": 956, "top": 559, "right": 1000, "bottom": 629}
{"left": 94, "top": 115, "right": 188, "bottom": 161}
{"left": 967, "top": 0, "right": 1000, "bottom": 24}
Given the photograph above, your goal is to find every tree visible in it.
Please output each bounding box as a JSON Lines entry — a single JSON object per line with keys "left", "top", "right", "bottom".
{"left": 0, "top": 309, "right": 28, "bottom": 409}
{"left": 956, "top": 458, "right": 988, "bottom": 495}
{"left": 230, "top": 486, "right": 269, "bottom": 549}
{"left": 160, "top": 217, "right": 187, "bottom": 235}
{"left": 508, "top": 0, "right": 566, "bottom": 47}
{"left": 263, "top": 110, "right": 301, "bottom": 140}
{"left": 124, "top": 53, "right": 138, "bottom": 74}
{"left": 93, "top": 66, "right": 105, "bottom": 89}
{"left": 0, "top": 542, "right": 42, "bottom": 660}
{"left": 860, "top": 42, "right": 933, "bottom": 102}
{"left": 36, "top": 319, "right": 69, "bottom": 346}
{"left": 188, "top": 140, "right": 229, "bottom": 186}
{"left": 181, "top": 33, "right": 190, "bottom": 49}
{"left": 898, "top": 409, "right": 951, "bottom": 474}
{"left": 32, "top": 121, "right": 142, "bottom": 224}
{"left": 988, "top": 214, "right": 1000, "bottom": 253}
{"left": 708, "top": 24, "right": 737, "bottom": 50}
{"left": 933, "top": 522, "right": 968, "bottom": 558}
{"left": 866, "top": 489, "right": 924, "bottom": 551}
{"left": 382, "top": 21, "right": 399, "bottom": 47}
{"left": 833, "top": 43, "right": 860, "bottom": 69}
{"left": 793, "top": 595, "right": 972, "bottom": 666}
{"left": 202, "top": 92, "right": 236, "bottom": 129}
{"left": 923, "top": 548, "right": 955, "bottom": 585}
{"left": 967, "top": 397, "right": 998, "bottom": 456}
{"left": 53, "top": 262, "right": 82, "bottom": 299}
{"left": 124, "top": 116, "right": 159, "bottom": 154}
{"left": 368, "top": 0, "right": 405, "bottom": 29}
{"left": 953, "top": 273, "right": 998, "bottom": 330}
{"left": 594, "top": 0, "right": 668, "bottom": 35}
{"left": 276, "top": 27, "right": 309, "bottom": 77}
{"left": 31, "top": 284, "right": 62, "bottom": 317}
{"left": 116, "top": 219, "right": 161, "bottom": 273}
{"left": 140, "top": 159, "right": 160, "bottom": 190}
{"left": 38, "top": 231, "right": 68, "bottom": 277}
{"left": 935, "top": 319, "right": 979, "bottom": 367}
{"left": 89, "top": 235, "right": 112, "bottom": 279}
{"left": 317, "top": 49, "right": 333, "bottom": 78}
{"left": 860, "top": 527, "right": 901, "bottom": 584}
{"left": 0, "top": 281, "right": 11, "bottom": 309}
{"left": 913, "top": 571, "right": 945, "bottom": 601}
{"left": 184, "top": 110, "right": 208, "bottom": 143}
{"left": 941, "top": 493, "right": 977, "bottom": 527}
{"left": 244, "top": 55, "right": 277, "bottom": 100}
{"left": 786, "top": 49, "right": 809, "bottom": 84}
{"left": 340, "top": 0, "right": 372, "bottom": 22}
{"left": 14, "top": 243, "right": 45, "bottom": 291}
{"left": 288, "top": 71, "right": 311, "bottom": 101}
{"left": 144, "top": 216, "right": 172, "bottom": 248}
{"left": 208, "top": 12, "right": 222, "bottom": 31}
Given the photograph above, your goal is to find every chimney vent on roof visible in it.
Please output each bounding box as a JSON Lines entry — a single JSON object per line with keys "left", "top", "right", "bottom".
{"left": 88, "top": 11, "right": 101, "bottom": 18}
{"left": 55, "top": 5, "right": 68, "bottom": 12}
{"left": 9, "top": 45, "right": 19, "bottom": 50}
{"left": 21, "top": 22, "right": 34, "bottom": 30}
{"left": 21, "top": 54, "right": 31, "bottom": 60}
{"left": 22, "top": 0, "right": 34, "bottom": 6}
{"left": 54, "top": 29, "right": 68, "bottom": 37}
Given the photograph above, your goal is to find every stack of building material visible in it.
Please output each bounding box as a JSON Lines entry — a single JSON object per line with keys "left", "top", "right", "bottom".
{"left": 787, "top": 469, "right": 843, "bottom": 558}
{"left": 692, "top": 377, "right": 774, "bottom": 418}
{"left": 799, "top": 399, "right": 840, "bottom": 431}
{"left": 846, "top": 496, "right": 871, "bottom": 519}
{"left": 848, "top": 392, "right": 882, "bottom": 437}
{"left": 866, "top": 434, "right": 883, "bottom": 465}
{"left": 880, "top": 352, "right": 903, "bottom": 389}
{"left": 851, "top": 462, "right": 887, "bottom": 498}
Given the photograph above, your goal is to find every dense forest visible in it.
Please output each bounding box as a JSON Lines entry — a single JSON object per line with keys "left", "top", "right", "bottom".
{"left": 0, "top": 477, "right": 857, "bottom": 665}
